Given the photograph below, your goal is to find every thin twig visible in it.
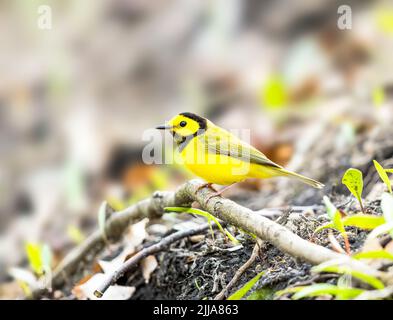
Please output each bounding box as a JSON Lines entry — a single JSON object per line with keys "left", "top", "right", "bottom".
{"left": 94, "top": 222, "right": 212, "bottom": 297}
{"left": 214, "top": 239, "right": 263, "bottom": 300}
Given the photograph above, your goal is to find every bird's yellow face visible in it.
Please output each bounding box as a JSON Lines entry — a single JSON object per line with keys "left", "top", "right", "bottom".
{"left": 167, "top": 114, "right": 201, "bottom": 137}
{"left": 156, "top": 112, "right": 207, "bottom": 143}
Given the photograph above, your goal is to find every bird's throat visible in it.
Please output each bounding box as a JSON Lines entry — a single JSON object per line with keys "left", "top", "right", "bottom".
{"left": 171, "top": 130, "right": 205, "bottom": 153}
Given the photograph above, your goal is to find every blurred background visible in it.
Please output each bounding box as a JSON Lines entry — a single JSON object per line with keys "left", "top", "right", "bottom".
{"left": 1, "top": 0, "right": 393, "bottom": 298}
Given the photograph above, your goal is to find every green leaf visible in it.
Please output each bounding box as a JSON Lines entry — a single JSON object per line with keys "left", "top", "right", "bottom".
{"left": 353, "top": 250, "right": 393, "bottom": 261}
{"left": 314, "top": 215, "right": 384, "bottom": 233}
{"left": 25, "top": 242, "right": 43, "bottom": 276}
{"left": 291, "top": 284, "right": 363, "bottom": 300}
{"left": 259, "top": 75, "right": 288, "bottom": 110}
{"left": 24, "top": 242, "right": 53, "bottom": 276}
{"left": 385, "top": 169, "right": 393, "bottom": 174}
{"left": 323, "top": 196, "right": 337, "bottom": 221}
{"left": 374, "top": 160, "right": 392, "bottom": 193}
{"left": 275, "top": 286, "right": 305, "bottom": 297}
{"left": 342, "top": 168, "right": 364, "bottom": 212}
{"left": 341, "top": 214, "right": 385, "bottom": 230}
{"left": 276, "top": 284, "right": 363, "bottom": 300}
{"left": 165, "top": 207, "right": 239, "bottom": 245}
{"left": 314, "top": 222, "right": 334, "bottom": 233}
{"left": 372, "top": 87, "right": 385, "bottom": 107}
{"left": 98, "top": 201, "right": 108, "bottom": 241}
{"left": 376, "top": 8, "right": 393, "bottom": 35}
{"left": 67, "top": 225, "right": 85, "bottom": 244}
{"left": 333, "top": 210, "right": 346, "bottom": 235}
{"left": 312, "top": 264, "right": 384, "bottom": 289}
{"left": 381, "top": 192, "right": 393, "bottom": 237}
{"left": 240, "top": 228, "right": 257, "bottom": 239}
{"left": 247, "top": 287, "right": 275, "bottom": 300}
{"left": 227, "top": 271, "right": 265, "bottom": 300}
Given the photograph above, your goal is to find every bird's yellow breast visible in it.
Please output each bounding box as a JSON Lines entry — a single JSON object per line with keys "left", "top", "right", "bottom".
{"left": 179, "top": 135, "right": 268, "bottom": 185}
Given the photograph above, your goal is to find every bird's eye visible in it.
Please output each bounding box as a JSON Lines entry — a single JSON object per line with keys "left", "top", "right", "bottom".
{"left": 179, "top": 121, "right": 187, "bottom": 127}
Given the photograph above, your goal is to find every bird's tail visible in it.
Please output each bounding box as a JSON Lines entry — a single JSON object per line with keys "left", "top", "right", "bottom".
{"left": 279, "top": 169, "right": 324, "bottom": 189}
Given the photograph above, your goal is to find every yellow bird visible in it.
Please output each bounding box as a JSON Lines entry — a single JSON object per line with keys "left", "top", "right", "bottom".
{"left": 156, "top": 112, "right": 323, "bottom": 197}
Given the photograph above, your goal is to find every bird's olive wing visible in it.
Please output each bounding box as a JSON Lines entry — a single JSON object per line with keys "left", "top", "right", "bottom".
{"left": 199, "top": 128, "right": 282, "bottom": 168}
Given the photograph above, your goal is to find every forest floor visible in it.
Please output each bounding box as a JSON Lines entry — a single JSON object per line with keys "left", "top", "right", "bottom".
{"left": 22, "top": 127, "right": 393, "bottom": 300}
{"left": 42, "top": 191, "right": 380, "bottom": 300}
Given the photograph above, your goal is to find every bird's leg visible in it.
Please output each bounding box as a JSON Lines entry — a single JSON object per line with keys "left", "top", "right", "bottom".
{"left": 195, "top": 182, "right": 217, "bottom": 193}
{"left": 205, "top": 183, "right": 236, "bottom": 204}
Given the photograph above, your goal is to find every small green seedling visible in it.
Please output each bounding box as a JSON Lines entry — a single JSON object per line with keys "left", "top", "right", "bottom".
{"left": 25, "top": 242, "right": 43, "bottom": 275}
{"left": 340, "top": 214, "right": 384, "bottom": 229}
{"left": 259, "top": 75, "right": 288, "bottom": 110}
{"left": 312, "top": 263, "right": 384, "bottom": 289}
{"left": 315, "top": 214, "right": 385, "bottom": 234}
{"left": 374, "top": 160, "right": 392, "bottom": 193}
{"left": 342, "top": 168, "right": 364, "bottom": 212}
{"left": 353, "top": 250, "right": 393, "bottom": 261}
{"left": 25, "top": 242, "right": 52, "bottom": 276}
{"left": 227, "top": 271, "right": 265, "bottom": 300}
{"left": 277, "top": 258, "right": 386, "bottom": 300}
{"left": 276, "top": 284, "right": 363, "bottom": 300}
{"left": 165, "top": 207, "right": 238, "bottom": 244}
{"left": 321, "top": 196, "right": 350, "bottom": 254}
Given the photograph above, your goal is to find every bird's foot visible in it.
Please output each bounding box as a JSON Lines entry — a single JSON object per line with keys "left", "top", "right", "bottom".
{"left": 204, "top": 183, "right": 236, "bottom": 205}
{"left": 196, "top": 182, "right": 217, "bottom": 193}
{"left": 204, "top": 191, "right": 222, "bottom": 205}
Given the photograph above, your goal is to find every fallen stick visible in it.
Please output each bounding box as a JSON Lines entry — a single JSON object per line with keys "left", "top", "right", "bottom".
{"left": 186, "top": 180, "right": 341, "bottom": 265}
{"left": 94, "top": 222, "right": 213, "bottom": 297}
{"left": 50, "top": 189, "right": 192, "bottom": 289}
{"left": 214, "top": 239, "right": 263, "bottom": 300}
{"left": 43, "top": 179, "right": 389, "bottom": 298}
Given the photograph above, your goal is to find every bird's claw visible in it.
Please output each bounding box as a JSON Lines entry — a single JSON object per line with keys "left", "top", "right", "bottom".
{"left": 196, "top": 183, "right": 217, "bottom": 194}
{"left": 204, "top": 192, "right": 222, "bottom": 205}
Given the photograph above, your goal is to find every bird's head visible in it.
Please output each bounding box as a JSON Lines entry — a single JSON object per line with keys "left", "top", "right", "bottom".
{"left": 156, "top": 112, "right": 207, "bottom": 143}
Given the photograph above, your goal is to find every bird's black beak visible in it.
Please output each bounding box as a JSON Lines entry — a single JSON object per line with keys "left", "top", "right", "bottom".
{"left": 155, "top": 124, "right": 172, "bottom": 130}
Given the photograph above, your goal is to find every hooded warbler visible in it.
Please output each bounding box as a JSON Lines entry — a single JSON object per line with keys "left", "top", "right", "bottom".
{"left": 156, "top": 112, "right": 324, "bottom": 190}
